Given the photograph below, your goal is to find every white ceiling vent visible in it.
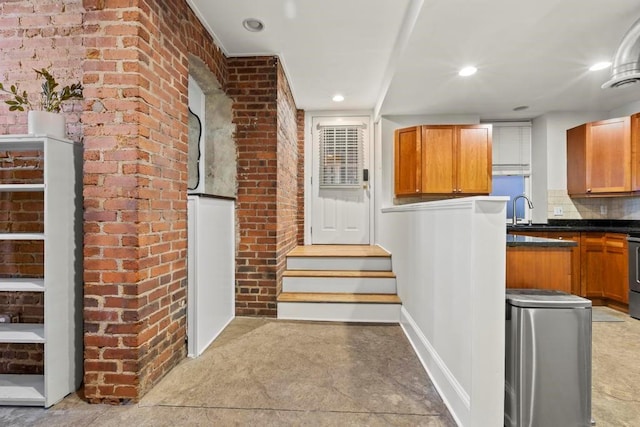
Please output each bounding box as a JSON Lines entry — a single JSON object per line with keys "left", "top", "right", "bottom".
{"left": 602, "top": 17, "right": 640, "bottom": 88}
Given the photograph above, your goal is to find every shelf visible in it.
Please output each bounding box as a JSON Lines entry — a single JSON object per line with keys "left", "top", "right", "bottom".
{"left": 0, "top": 184, "right": 44, "bottom": 192}
{"left": 0, "top": 324, "right": 45, "bottom": 343}
{"left": 0, "top": 278, "right": 45, "bottom": 292}
{"left": 0, "top": 135, "right": 81, "bottom": 408}
{"left": 0, "top": 137, "right": 45, "bottom": 151}
{"left": 0, "top": 233, "right": 45, "bottom": 241}
{"left": 0, "top": 374, "right": 45, "bottom": 406}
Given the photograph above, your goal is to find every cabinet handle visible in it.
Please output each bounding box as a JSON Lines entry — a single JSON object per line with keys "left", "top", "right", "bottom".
{"left": 587, "top": 188, "right": 592, "bottom": 193}
{"left": 416, "top": 189, "right": 419, "bottom": 193}
{"left": 558, "top": 237, "right": 563, "bottom": 240}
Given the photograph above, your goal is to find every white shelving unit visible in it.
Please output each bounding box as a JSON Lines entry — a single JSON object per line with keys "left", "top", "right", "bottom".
{"left": 0, "top": 135, "right": 82, "bottom": 408}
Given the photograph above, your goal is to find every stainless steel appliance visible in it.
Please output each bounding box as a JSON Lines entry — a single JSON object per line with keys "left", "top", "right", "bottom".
{"left": 627, "top": 235, "right": 640, "bottom": 320}
{"left": 505, "top": 289, "right": 592, "bottom": 427}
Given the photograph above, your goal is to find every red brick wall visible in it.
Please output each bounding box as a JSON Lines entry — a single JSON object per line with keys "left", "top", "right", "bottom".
{"left": 296, "top": 110, "right": 305, "bottom": 245}
{"left": 276, "top": 63, "right": 299, "bottom": 293}
{"left": 228, "top": 57, "right": 301, "bottom": 315}
{"left": 227, "top": 56, "right": 279, "bottom": 316}
{"left": 82, "top": 0, "right": 226, "bottom": 403}
{"left": 0, "top": 0, "right": 304, "bottom": 403}
{"left": 0, "top": 0, "right": 84, "bottom": 140}
{"left": 0, "top": 0, "right": 83, "bottom": 376}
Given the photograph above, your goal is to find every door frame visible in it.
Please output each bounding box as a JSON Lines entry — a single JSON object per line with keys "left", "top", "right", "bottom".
{"left": 304, "top": 111, "right": 375, "bottom": 245}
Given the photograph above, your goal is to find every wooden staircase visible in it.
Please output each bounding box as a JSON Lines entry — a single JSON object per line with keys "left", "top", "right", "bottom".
{"left": 277, "top": 245, "right": 401, "bottom": 322}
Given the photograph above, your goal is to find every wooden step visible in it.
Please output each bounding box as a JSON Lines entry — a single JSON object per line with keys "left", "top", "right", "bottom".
{"left": 286, "top": 246, "right": 392, "bottom": 271}
{"left": 287, "top": 245, "right": 390, "bottom": 257}
{"left": 277, "top": 292, "right": 401, "bottom": 304}
{"left": 280, "top": 245, "right": 399, "bottom": 322}
{"left": 283, "top": 270, "right": 395, "bottom": 278}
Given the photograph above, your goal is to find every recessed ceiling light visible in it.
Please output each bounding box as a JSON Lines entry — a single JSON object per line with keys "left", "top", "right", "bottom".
{"left": 242, "top": 18, "right": 264, "bottom": 32}
{"left": 589, "top": 61, "right": 612, "bottom": 71}
{"left": 513, "top": 105, "right": 529, "bottom": 111}
{"left": 332, "top": 94, "right": 344, "bottom": 102}
{"left": 458, "top": 66, "right": 477, "bottom": 77}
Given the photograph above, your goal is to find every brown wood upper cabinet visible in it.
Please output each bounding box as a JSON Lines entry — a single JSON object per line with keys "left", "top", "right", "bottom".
{"left": 394, "top": 126, "right": 422, "bottom": 196}
{"left": 567, "top": 115, "right": 635, "bottom": 196}
{"left": 394, "top": 124, "right": 492, "bottom": 197}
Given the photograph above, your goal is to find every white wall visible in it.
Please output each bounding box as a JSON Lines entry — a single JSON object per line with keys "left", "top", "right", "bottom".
{"left": 531, "top": 115, "right": 549, "bottom": 223}
{"left": 187, "top": 196, "right": 235, "bottom": 357}
{"left": 375, "top": 116, "right": 506, "bottom": 426}
{"left": 378, "top": 198, "right": 507, "bottom": 427}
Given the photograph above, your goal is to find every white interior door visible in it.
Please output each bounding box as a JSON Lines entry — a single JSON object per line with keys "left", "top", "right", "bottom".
{"left": 311, "top": 116, "right": 371, "bottom": 244}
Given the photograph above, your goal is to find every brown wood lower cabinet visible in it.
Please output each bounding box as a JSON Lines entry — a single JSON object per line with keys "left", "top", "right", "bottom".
{"left": 545, "top": 232, "right": 581, "bottom": 296}
{"left": 506, "top": 246, "right": 572, "bottom": 293}
{"left": 604, "top": 234, "right": 628, "bottom": 305}
{"left": 581, "top": 232, "right": 606, "bottom": 299}
{"left": 581, "top": 232, "right": 628, "bottom": 308}
{"left": 507, "top": 230, "right": 580, "bottom": 295}
{"left": 508, "top": 230, "right": 629, "bottom": 310}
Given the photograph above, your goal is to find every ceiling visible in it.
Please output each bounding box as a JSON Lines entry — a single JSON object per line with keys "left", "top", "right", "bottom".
{"left": 187, "top": 0, "right": 640, "bottom": 120}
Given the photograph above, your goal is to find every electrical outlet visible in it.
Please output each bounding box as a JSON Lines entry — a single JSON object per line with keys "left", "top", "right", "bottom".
{"left": 553, "top": 206, "right": 564, "bottom": 216}
{"left": 600, "top": 205, "right": 607, "bottom": 215}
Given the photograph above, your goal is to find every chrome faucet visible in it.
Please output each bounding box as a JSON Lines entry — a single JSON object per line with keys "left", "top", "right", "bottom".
{"left": 512, "top": 194, "right": 534, "bottom": 225}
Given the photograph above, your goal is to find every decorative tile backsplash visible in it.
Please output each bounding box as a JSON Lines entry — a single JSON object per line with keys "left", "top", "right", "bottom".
{"left": 547, "top": 190, "right": 640, "bottom": 220}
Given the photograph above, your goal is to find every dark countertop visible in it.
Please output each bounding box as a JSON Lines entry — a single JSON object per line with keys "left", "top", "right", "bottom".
{"left": 507, "top": 234, "right": 578, "bottom": 247}
{"left": 507, "top": 219, "right": 640, "bottom": 236}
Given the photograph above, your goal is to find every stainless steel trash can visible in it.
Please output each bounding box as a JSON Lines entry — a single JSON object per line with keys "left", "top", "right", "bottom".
{"left": 505, "top": 289, "right": 592, "bottom": 427}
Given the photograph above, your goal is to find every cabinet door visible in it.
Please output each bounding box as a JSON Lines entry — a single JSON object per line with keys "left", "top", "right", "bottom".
{"left": 394, "top": 126, "right": 422, "bottom": 196}
{"left": 581, "top": 232, "right": 606, "bottom": 298}
{"left": 457, "top": 125, "right": 492, "bottom": 194}
{"left": 422, "top": 126, "right": 455, "bottom": 193}
{"left": 567, "top": 124, "right": 587, "bottom": 195}
{"left": 546, "top": 231, "right": 581, "bottom": 296}
{"left": 586, "top": 117, "right": 631, "bottom": 193}
{"left": 603, "top": 233, "right": 629, "bottom": 304}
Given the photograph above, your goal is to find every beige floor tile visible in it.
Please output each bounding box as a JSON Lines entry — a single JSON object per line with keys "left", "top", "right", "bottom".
{"left": 2, "top": 311, "right": 637, "bottom": 426}
{"left": 591, "top": 308, "right": 640, "bottom": 427}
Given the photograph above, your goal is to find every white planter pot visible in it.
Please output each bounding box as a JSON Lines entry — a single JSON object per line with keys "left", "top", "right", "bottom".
{"left": 27, "top": 110, "right": 66, "bottom": 139}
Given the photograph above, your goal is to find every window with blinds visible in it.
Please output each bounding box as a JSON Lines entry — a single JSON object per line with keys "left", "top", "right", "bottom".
{"left": 318, "top": 125, "right": 363, "bottom": 188}
{"left": 491, "top": 122, "right": 532, "bottom": 175}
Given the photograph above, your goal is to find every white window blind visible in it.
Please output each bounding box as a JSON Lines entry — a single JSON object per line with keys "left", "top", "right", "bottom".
{"left": 491, "top": 122, "right": 531, "bottom": 175}
{"left": 318, "top": 125, "right": 363, "bottom": 188}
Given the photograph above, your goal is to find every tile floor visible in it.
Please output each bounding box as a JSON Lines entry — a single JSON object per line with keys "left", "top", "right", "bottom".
{"left": 591, "top": 307, "right": 640, "bottom": 427}
{"left": 0, "top": 307, "right": 638, "bottom": 426}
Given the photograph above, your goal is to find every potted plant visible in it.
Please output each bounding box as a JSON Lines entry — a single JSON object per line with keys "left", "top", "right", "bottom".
{"left": 0, "top": 68, "right": 83, "bottom": 139}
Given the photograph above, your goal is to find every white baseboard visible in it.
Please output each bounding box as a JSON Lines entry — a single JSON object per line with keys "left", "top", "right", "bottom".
{"left": 400, "top": 307, "right": 468, "bottom": 427}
